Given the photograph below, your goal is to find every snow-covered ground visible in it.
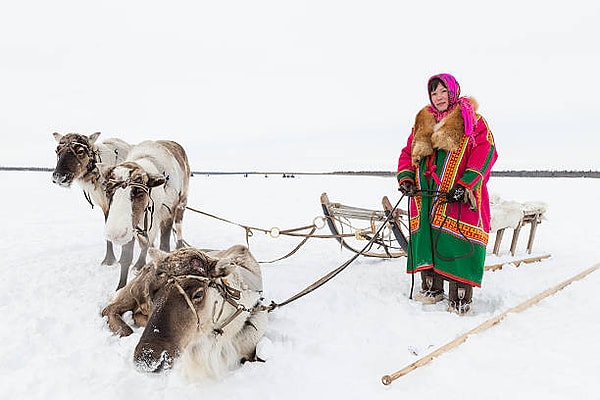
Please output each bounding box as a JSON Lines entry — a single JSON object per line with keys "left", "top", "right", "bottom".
{"left": 1, "top": 171, "right": 599, "bottom": 400}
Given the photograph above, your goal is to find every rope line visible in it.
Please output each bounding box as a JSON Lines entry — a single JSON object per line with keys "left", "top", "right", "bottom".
{"left": 185, "top": 206, "right": 354, "bottom": 239}
{"left": 184, "top": 204, "right": 405, "bottom": 263}
{"left": 184, "top": 197, "right": 404, "bottom": 312}
{"left": 260, "top": 195, "right": 405, "bottom": 312}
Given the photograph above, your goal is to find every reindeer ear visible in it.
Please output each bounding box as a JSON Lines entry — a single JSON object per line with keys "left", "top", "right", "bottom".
{"left": 53, "top": 132, "right": 63, "bottom": 143}
{"left": 210, "top": 256, "right": 238, "bottom": 278}
{"left": 88, "top": 132, "right": 101, "bottom": 144}
{"left": 147, "top": 173, "right": 166, "bottom": 188}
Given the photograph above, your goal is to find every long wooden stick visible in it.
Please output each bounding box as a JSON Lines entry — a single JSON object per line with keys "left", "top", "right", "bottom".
{"left": 381, "top": 262, "right": 600, "bottom": 386}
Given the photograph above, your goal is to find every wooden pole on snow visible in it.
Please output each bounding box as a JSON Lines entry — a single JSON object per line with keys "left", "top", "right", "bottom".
{"left": 381, "top": 262, "right": 600, "bottom": 386}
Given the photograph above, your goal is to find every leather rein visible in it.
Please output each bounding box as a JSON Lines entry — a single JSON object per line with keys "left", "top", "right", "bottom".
{"left": 166, "top": 274, "right": 264, "bottom": 336}
{"left": 103, "top": 178, "right": 157, "bottom": 240}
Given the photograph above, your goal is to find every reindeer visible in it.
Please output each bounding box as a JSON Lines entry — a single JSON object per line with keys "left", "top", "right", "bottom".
{"left": 102, "top": 245, "right": 267, "bottom": 380}
{"left": 102, "top": 140, "right": 190, "bottom": 289}
{"left": 52, "top": 132, "right": 131, "bottom": 265}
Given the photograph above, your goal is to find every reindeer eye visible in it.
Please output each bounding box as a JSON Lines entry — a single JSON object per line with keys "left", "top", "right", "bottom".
{"left": 192, "top": 288, "right": 205, "bottom": 301}
{"left": 75, "top": 148, "right": 86, "bottom": 157}
{"left": 130, "top": 187, "right": 145, "bottom": 198}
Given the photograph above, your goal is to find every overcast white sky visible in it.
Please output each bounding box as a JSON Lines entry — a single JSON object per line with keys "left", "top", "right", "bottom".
{"left": 1, "top": 1, "right": 599, "bottom": 172}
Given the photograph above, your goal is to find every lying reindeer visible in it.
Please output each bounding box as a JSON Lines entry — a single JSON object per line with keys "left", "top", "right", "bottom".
{"left": 102, "top": 245, "right": 268, "bottom": 380}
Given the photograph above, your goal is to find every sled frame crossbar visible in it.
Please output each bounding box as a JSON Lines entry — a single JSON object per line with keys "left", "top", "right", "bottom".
{"left": 320, "top": 192, "right": 408, "bottom": 258}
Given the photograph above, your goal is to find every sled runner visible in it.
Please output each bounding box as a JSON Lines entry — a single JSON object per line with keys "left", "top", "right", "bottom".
{"left": 484, "top": 253, "right": 551, "bottom": 271}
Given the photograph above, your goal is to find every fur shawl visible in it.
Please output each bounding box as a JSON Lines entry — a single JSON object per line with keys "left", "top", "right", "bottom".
{"left": 410, "top": 97, "right": 478, "bottom": 166}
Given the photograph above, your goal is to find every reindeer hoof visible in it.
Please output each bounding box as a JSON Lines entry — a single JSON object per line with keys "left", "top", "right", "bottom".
{"left": 101, "top": 256, "right": 117, "bottom": 266}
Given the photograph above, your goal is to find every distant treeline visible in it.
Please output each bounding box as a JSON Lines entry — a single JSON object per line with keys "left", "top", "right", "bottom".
{"left": 330, "top": 170, "right": 600, "bottom": 178}
{"left": 491, "top": 170, "right": 600, "bottom": 178}
{"left": 1, "top": 166, "right": 599, "bottom": 178}
{"left": 1, "top": 166, "right": 53, "bottom": 172}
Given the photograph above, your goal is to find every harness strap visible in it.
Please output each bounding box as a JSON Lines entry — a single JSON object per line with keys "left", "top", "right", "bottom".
{"left": 169, "top": 274, "right": 259, "bottom": 335}
{"left": 106, "top": 178, "right": 156, "bottom": 239}
{"left": 171, "top": 279, "right": 201, "bottom": 328}
{"left": 83, "top": 190, "right": 95, "bottom": 209}
{"left": 264, "top": 196, "right": 404, "bottom": 312}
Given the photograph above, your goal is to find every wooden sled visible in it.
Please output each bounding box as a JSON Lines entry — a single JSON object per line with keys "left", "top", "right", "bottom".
{"left": 321, "top": 192, "right": 550, "bottom": 270}
{"left": 320, "top": 193, "right": 408, "bottom": 258}
{"left": 491, "top": 206, "right": 546, "bottom": 256}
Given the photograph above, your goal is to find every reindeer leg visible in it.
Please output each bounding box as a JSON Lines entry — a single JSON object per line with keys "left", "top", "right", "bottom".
{"left": 102, "top": 209, "right": 118, "bottom": 265}
{"left": 174, "top": 202, "right": 186, "bottom": 248}
{"left": 101, "top": 291, "right": 137, "bottom": 337}
{"left": 101, "top": 240, "right": 117, "bottom": 266}
{"left": 133, "top": 243, "right": 148, "bottom": 271}
{"left": 102, "top": 267, "right": 152, "bottom": 336}
{"left": 159, "top": 218, "right": 173, "bottom": 252}
{"left": 116, "top": 239, "right": 135, "bottom": 290}
{"left": 237, "top": 311, "right": 268, "bottom": 363}
{"left": 133, "top": 311, "right": 149, "bottom": 328}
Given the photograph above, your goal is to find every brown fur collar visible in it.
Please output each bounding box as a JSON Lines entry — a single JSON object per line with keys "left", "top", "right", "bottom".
{"left": 410, "top": 97, "right": 478, "bottom": 166}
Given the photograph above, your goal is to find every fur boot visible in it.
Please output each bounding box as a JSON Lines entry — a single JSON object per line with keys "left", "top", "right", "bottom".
{"left": 448, "top": 280, "right": 473, "bottom": 315}
{"left": 414, "top": 270, "right": 444, "bottom": 304}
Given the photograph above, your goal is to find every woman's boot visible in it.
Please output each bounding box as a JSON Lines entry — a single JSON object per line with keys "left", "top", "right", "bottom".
{"left": 448, "top": 280, "right": 473, "bottom": 315}
{"left": 414, "top": 270, "right": 444, "bottom": 304}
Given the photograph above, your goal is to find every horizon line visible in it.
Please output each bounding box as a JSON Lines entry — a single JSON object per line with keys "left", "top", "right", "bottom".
{"left": 1, "top": 166, "right": 600, "bottom": 178}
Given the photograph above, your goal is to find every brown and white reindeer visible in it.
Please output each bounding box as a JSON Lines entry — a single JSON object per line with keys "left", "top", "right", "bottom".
{"left": 52, "top": 132, "right": 132, "bottom": 265}
{"left": 102, "top": 140, "right": 190, "bottom": 289}
{"left": 102, "top": 245, "right": 267, "bottom": 381}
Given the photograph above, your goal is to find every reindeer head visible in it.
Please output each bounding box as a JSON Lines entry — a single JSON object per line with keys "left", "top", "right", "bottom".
{"left": 133, "top": 248, "right": 237, "bottom": 373}
{"left": 103, "top": 162, "right": 166, "bottom": 246}
{"left": 52, "top": 132, "right": 101, "bottom": 187}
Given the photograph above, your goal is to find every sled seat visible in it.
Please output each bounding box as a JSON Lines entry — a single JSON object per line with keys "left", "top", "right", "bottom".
{"left": 322, "top": 198, "right": 390, "bottom": 222}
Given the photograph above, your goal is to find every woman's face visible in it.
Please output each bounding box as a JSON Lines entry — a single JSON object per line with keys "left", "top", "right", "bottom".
{"left": 430, "top": 83, "right": 449, "bottom": 112}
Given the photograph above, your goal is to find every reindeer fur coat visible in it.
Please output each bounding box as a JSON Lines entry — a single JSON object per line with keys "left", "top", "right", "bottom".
{"left": 397, "top": 98, "right": 497, "bottom": 287}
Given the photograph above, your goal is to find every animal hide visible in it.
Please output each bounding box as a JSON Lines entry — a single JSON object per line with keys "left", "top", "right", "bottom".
{"left": 410, "top": 98, "right": 478, "bottom": 166}
{"left": 411, "top": 107, "right": 436, "bottom": 166}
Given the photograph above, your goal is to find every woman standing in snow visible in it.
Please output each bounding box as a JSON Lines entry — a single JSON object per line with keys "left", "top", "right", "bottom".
{"left": 396, "top": 73, "right": 497, "bottom": 315}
